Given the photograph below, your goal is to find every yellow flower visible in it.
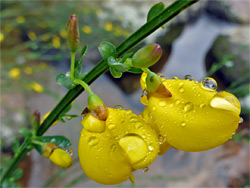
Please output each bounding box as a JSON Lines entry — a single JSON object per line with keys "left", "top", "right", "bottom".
{"left": 59, "top": 29, "right": 67, "bottom": 39}
{"left": 42, "top": 34, "right": 50, "bottom": 42}
{"left": 79, "top": 108, "right": 159, "bottom": 185}
{"left": 9, "top": 68, "right": 21, "bottom": 79}
{"left": 24, "top": 67, "right": 33, "bottom": 75}
{"left": 16, "top": 16, "right": 25, "bottom": 24}
{"left": 140, "top": 74, "right": 241, "bottom": 152}
{"left": 49, "top": 148, "right": 72, "bottom": 168}
{"left": 28, "top": 32, "right": 37, "bottom": 40}
{"left": 0, "top": 32, "right": 4, "bottom": 42}
{"left": 31, "top": 82, "right": 44, "bottom": 93}
{"left": 104, "top": 21, "right": 113, "bottom": 31}
{"left": 82, "top": 26, "right": 92, "bottom": 34}
{"left": 52, "top": 36, "right": 61, "bottom": 48}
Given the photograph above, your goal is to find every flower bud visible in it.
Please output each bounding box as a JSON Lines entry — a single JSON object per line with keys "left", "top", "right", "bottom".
{"left": 43, "top": 143, "right": 57, "bottom": 158}
{"left": 49, "top": 148, "right": 73, "bottom": 168}
{"left": 132, "top": 44, "right": 162, "bottom": 68}
{"left": 31, "top": 110, "right": 40, "bottom": 128}
{"left": 67, "top": 14, "right": 80, "bottom": 52}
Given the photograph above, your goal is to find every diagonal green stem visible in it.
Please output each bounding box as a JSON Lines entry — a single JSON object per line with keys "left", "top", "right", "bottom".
{"left": 1, "top": 0, "right": 199, "bottom": 183}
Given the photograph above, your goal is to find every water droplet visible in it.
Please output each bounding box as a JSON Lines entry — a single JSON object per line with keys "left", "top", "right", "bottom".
{"left": 157, "top": 72, "right": 164, "bottom": 78}
{"left": 135, "top": 122, "right": 143, "bottom": 129}
{"left": 181, "top": 121, "right": 186, "bottom": 127}
{"left": 232, "top": 132, "right": 235, "bottom": 136}
{"left": 179, "top": 82, "right": 184, "bottom": 86}
{"left": 183, "top": 114, "right": 187, "bottom": 118}
{"left": 184, "top": 102, "right": 194, "bottom": 112}
{"left": 148, "top": 145, "right": 154, "bottom": 151}
{"left": 179, "top": 87, "right": 184, "bottom": 93}
{"left": 80, "top": 115, "right": 85, "bottom": 120}
{"left": 159, "top": 100, "right": 166, "bottom": 107}
{"left": 65, "top": 149, "right": 73, "bottom": 156}
{"left": 184, "top": 75, "right": 194, "bottom": 81}
{"left": 88, "top": 136, "right": 99, "bottom": 146}
{"left": 201, "top": 77, "right": 217, "bottom": 91}
{"left": 111, "top": 144, "right": 116, "bottom": 152}
{"left": 172, "top": 76, "right": 178, "bottom": 80}
{"left": 158, "top": 135, "right": 164, "bottom": 144}
{"left": 108, "top": 123, "right": 116, "bottom": 130}
{"left": 170, "top": 103, "right": 174, "bottom": 107}
{"left": 114, "top": 105, "right": 124, "bottom": 110}
{"left": 120, "top": 119, "right": 125, "bottom": 123}
{"left": 126, "top": 110, "right": 132, "bottom": 115}
{"left": 141, "top": 89, "right": 148, "bottom": 97}
{"left": 130, "top": 116, "right": 138, "bottom": 123}
{"left": 143, "top": 167, "right": 149, "bottom": 173}
{"left": 175, "top": 99, "right": 181, "bottom": 105}
{"left": 200, "top": 102, "right": 206, "bottom": 109}
{"left": 239, "top": 117, "right": 243, "bottom": 123}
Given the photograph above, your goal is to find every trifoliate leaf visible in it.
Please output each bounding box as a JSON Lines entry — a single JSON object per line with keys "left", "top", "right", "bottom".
{"left": 56, "top": 73, "right": 75, "bottom": 90}
{"left": 98, "top": 42, "right": 117, "bottom": 61}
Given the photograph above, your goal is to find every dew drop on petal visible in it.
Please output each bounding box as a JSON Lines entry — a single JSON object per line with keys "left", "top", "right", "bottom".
{"left": 88, "top": 136, "right": 99, "bottom": 146}
{"left": 175, "top": 99, "right": 181, "bottom": 105}
{"left": 201, "top": 77, "right": 217, "bottom": 91}
{"left": 184, "top": 75, "right": 194, "bottom": 81}
{"left": 159, "top": 100, "right": 166, "bottom": 107}
{"left": 114, "top": 105, "right": 124, "bottom": 110}
{"left": 200, "top": 102, "right": 206, "bottom": 109}
{"left": 148, "top": 144, "right": 154, "bottom": 151}
{"left": 157, "top": 72, "right": 164, "bottom": 78}
{"left": 181, "top": 121, "right": 186, "bottom": 127}
{"left": 172, "top": 76, "right": 178, "bottom": 80}
{"left": 158, "top": 135, "right": 164, "bottom": 144}
{"left": 239, "top": 117, "right": 243, "bottom": 123}
{"left": 184, "top": 102, "right": 194, "bottom": 112}
{"left": 65, "top": 149, "right": 73, "bottom": 156}
{"left": 143, "top": 167, "right": 149, "bottom": 173}
{"left": 179, "top": 87, "right": 184, "bottom": 93}
{"left": 108, "top": 123, "right": 116, "bottom": 130}
{"left": 111, "top": 144, "right": 116, "bottom": 152}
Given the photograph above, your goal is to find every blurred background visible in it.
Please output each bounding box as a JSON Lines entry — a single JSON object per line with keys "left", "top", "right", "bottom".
{"left": 0, "top": 0, "right": 249, "bottom": 187}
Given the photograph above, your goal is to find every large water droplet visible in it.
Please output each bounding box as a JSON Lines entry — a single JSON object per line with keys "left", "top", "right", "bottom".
{"left": 80, "top": 115, "right": 85, "bottom": 120}
{"left": 65, "top": 149, "right": 73, "bottom": 156}
{"left": 172, "top": 76, "right": 178, "bottom": 80}
{"left": 114, "top": 105, "right": 124, "bottom": 110}
{"left": 201, "top": 77, "right": 217, "bottom": 91}
{"left": 88, "top": 136, "right": 99, "bottom": 146}
{"left": 130, "top": 116, "right": 138, "bottom": 123}
{"left": 179, "top": 87, "right": 184, "bottom": 93}
{"left": 159, "top": 100, "right": 166, "bottom": 107}
{"left": 184, "top": 75, "right": 194, "bottom": 81}
{"left": 239, "top": 117, "right": 243, "bottom": 123}
{"left": 143, "top": 167, "right": 149, "bottom": 173}
{"left": 200, "top": 102, "right": 206, "bottom": 109}
{"left": 184, "top": 102, "right": 194, "bottom": 112}
{"left": 108, "top": 123, "right": 116, "bottom": 130}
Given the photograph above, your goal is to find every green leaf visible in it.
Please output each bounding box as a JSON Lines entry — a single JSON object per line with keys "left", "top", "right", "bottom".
{"left": 108, "top": 57, "right": 129, "bottom": 72}
{"left": 2, "top": 180, "right": 12, "bottom": 188}
{"left": 110, "top": 67, "right": 122, "bottom": 78}
{"left": 19, "top": 128, "right": 32, "bottom": 137}
{"left": 147, "top": 3, "right": 165, "bottom": 22}
{"left": 74, "top": 45, "right": 88, "bottom": 78}
{"left": 12, "top": 138, "right": 20, "bottom": 153}
{"left": 121, "top": 52, "right": 133, "bottom": 64}
{"left": 34, "top": 145, "right": 43, "bottom": 155}
{"left": 11, "top": 169, "right": 23, "bottom": 181}
{"left": 127, "top": 68, "right": 143, "bottom": 74}
{"left": 56, "top": 73, "right": 75, "bottom": 90}
{"left": 61, "top": 104, "right": 72, "bottom": 115}
{"left": 39, "top": 136, "right": 71, "bottom": 148}
{"left": 98, "top": 42, "right": 116, "bottom": 61}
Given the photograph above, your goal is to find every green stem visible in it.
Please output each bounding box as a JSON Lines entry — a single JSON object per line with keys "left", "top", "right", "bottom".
{"left": 70, "top": 52, "right": 75, "bottom": 81}
{"left": 73, "top": 79, "right": 94, "bottom": 96}
{"left": 0, "top": 0, "right": 198, "bottom": 183}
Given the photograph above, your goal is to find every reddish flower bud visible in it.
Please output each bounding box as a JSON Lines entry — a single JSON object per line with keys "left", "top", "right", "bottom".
{"left": 31, "top": 110, "right": 40, "bottom": 128}
{"left": 67, "top": 14, "right": 80, "bottom": 52}
{"left": 132, "top": 44, "right": 162, "bottom": 68}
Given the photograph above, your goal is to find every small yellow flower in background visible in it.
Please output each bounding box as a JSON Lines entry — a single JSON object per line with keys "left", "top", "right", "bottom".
{"left": 0, "top": 32, "right": 4, "bottom": 42}
{"left": 31, "top": 82, "right": 44, "bottom": 93}
{"left": 52, "top": 36, "right": 61, "bottom": 48}
{"left": 59, "top": 29, "right": 67, "bottom": 39}
{"left": 82, "top": 26, "right": 92, "bottom": 34}
{"left": 39, "top": 21, "right": 47, "bottom": 29}
{"left": 104, "top": 21, "right": 113, "bottom": 31}
{"left": 24, "top": 67, "right": 33, "bottom": 75}
{"left": 42, "top": 34, "right": 50, "bottom": 42}
{"left": 9, "top": 68, "right": 21, "bottom": 79}
{"left": 16, "top": 16, "right": 25, "bottom": 24}
{"left": 28, "top": 32, "right": 37, "bottom": 40}
{"left": 114, "top": 25, "right": 122, "bottom": 37}
{"left": 40, "top": 62, "right": 48, "bottom": 69}
{"left": 95, "top": 8, "right": 102, "bottom": 15}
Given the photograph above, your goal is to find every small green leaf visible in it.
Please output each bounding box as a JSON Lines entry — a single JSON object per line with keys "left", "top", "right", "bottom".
{"left": 108, "top": 57, "right": 129, "bottom": 72}
{"left": 127, "top": 68, "right": 143, "bottom": 74}
{"left": 98, "top": 42, "right": 116, "bottom": 61}
{"left": 56, "top": 73, "right": 75, "bottom": 90}
{"left": 39, "top": 136, "right": 72, "bottom": 148}
{"left": 110, "top": 67, "right": 122, "bottom": 78}
{"left": 11, "top": 169, "right": 23, "bottom": 181}
{"left": 34, "top": 145, "right": 43, "bottom": 155}
{"left": 147, "top": 3, "right": 165, "bottom": 22}
{"left": 59, "top": 116, "right": 66, "bottom": 123}
{"left": 12, "top": 138, "right": 20, "bottom": 153}
{"left": 121, "top": 52, "right": 133, "bottom": 64}
{"left": 65, "top": 114, "right": 79, "bottom": 118}
{"left": 19, "top": 128, "right": 32, "bottom": 137}
{"left": 61, "top": 104, "right": 72, "bottom": 115}
{"left": 74, "top": 45, "right": 88, "bottom": 78}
